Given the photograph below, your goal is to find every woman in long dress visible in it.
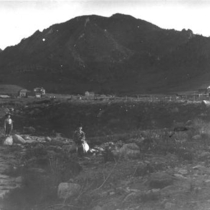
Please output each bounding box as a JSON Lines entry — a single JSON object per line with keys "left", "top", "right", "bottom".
{"left": 4, "top": 114, "right": 13, "bottom": 136}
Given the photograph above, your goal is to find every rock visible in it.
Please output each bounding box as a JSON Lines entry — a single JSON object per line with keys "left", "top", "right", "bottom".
{"left": 173, "top": 132, "right": 188, "bottom": 142}
{"left": 14, "top": 176, "right": 22, "bottom": 183}
{"left": 149, "top": 172, "right": 174, "bottom": 189}
{"left": 126, "top": 137, "right": 145, "bottom": 145}
{"left": 3, "top": 136, "right": 13, "bottom": 145}
{"left": 124, "top": 143, "right": 139, "bottom": 150}
{"left": 12, "top": 134, "right": 26, "bottom": 144}
{"left": 192, "top": 165, "right": 205, "bottom": 170}
{"left": 192, "top": 135, "right": 201, "bottom": 140}
{"left": 114, "top": 143, "right": 140, "bottom": 159}
{"left": 45, "top": 136, "right": 52, "bottom": 142}
{"left": 24, "top": 135, "right": 32, "bottom": 140}
{"left": 23, "top": 135, "right": 36, "bottom": 143}
{"left": 174, "top": 174, "right": 186, "bottom": 179}
{"left": 109, "top": 191, "right": 115, "bottom": 195}
{"left": 134, "top": 163, "right": 155, "bottom": 176}
{"left": 198, "top": 151, "right": 210, "bottom": 160}
{"left": 57, "top": 182, "right": 81, "bottom": 199}
{"left": 51, "top": 138, "right": 68, "bottom": 145}
{"left": 177, "top": 169, "right": 188, "bottom": 175}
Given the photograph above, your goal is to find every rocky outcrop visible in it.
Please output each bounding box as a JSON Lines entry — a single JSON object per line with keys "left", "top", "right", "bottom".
{"left": 12, "top": 134, "right": 26, "bottom": 144}
{"left": 0, "top": 147, "right": 22, "bottom": 199}
{"left": 57, "top": 182, "right": 81, "bottom": 199}
{"left": 112, "top": 143, "right": 140, "bottom": 159}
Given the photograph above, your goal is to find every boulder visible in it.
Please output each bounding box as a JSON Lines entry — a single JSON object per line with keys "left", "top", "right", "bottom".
{"left": 12, "top": 134, "right": 26, "bottom": 144}
{"left": 45, "top": 136, "right": 52, "bottom": 142}
{"left": 114, "top": 143, "right": 140, "bottom": 159}
{"left": 134, "top": 162, "right": 155, "bottom": 177}
{"left": 149, "top": 172, "right": 174, "bottom": 189}
{"left": 57, "top": 182, "right": 81, "bottom": 199}
{"left": 192, "top": 135, "right": 201, "bottom": 140}
{"left": 23, "top": 135, "right": 36, "bottom": 143}
{"left": 14, "top": 176, "right": 22, "bottom": 183}
{"left": 198, "top": 151, "right": 210, "bottom": 161}
{"left": 177, "top": 168, "right": 188, "bottom": 175}
{"left": 202, "top": 100, "right": 210, "bottom": 107}
{"left": 3, "top": 136, "right": 13, "bottom": 145}
{"left": 36, "top": 136, "right": 47, "bottom": 143}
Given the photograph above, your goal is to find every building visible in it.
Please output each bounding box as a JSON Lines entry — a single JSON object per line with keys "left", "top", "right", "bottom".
{"left": 18, "top": 89, "right": 28, "bottom": 98}
{"left": 34, "top": 87, "right": 46, "bottom": 95}
{"left": 34, "top": 87, "right": 46, "bottom": 98}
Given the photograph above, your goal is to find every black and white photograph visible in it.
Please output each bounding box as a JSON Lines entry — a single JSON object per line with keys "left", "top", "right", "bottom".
{"left": 1, "top": 0, "right": 210, "bottom": 209}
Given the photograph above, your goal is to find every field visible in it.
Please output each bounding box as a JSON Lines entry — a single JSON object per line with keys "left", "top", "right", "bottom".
{"left": 1, "top": 97, "right": 210, "bottom": 210}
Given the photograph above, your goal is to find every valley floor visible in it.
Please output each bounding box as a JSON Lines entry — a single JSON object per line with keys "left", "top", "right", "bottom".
{"left": 0, "top": 98, "right": 210, "bottom": 209}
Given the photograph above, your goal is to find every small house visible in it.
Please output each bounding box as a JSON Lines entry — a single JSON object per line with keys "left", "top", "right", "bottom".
{"left": 34, "top": 87, "right": 46, "bottom": 95}
{"left": 33, "top": 87, "right": 46, "bottom": 98}
{"left": 18, "top": 89, "right": 28, "bottom": 98}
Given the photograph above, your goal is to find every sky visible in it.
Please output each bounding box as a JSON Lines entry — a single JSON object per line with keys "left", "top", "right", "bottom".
{"left": 0, "top": 0, "right": 210, "bottom": 50}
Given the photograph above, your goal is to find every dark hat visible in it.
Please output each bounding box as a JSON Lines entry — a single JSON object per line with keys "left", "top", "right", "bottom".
{"left": 77, "top": 123, "right": 83, "bottom": 128}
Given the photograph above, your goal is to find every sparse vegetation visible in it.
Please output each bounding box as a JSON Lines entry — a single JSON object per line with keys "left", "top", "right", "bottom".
{"left": 1, "top": 98, "right": 210, "bottom": 210}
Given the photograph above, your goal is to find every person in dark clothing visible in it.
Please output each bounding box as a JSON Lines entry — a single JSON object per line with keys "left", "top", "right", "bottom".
{"left": 73, "top": 125, "right": 86, "bottom": 156}
{"left": 4, "top": 114, "right": 13, "bottom": 136}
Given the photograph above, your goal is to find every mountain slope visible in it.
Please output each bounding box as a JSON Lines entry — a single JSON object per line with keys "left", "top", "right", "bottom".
{"left": 0, "top": 13, "right": 209, "bottom": 94}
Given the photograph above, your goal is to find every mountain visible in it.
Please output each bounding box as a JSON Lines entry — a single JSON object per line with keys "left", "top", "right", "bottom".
{"left": 0, "top": 13, "right": 210, "bottom": 95}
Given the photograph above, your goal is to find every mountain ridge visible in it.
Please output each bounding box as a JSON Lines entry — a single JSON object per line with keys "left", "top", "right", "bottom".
{"left": 0, "top": 13, "right": 209, "bottom": 95}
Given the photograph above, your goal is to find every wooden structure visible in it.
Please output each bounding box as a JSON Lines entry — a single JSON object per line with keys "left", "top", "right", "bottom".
{"left": 34, "top": 87, "right": 46, "bottom": 98}
{"left": 18, "top": 89, "right": 28, "bottom": 98}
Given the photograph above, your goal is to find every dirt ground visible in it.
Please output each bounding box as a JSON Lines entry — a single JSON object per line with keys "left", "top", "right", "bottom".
{"left": 1, "top": 98, "right": 210, "bottom": 210}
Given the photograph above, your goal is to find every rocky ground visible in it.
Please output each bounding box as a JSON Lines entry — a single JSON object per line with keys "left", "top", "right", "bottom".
{"left": 1, "top": 127, "right": 210, "bottom": 210}
{"left": 0, "top": 146, "right": 21, "bottom": 200}
{"left": 1, "top": 98, "right": 210, "bottom": 209}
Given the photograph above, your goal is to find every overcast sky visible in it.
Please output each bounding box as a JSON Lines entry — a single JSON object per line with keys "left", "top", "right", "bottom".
{"left": 0, "top": 0, "right": 209, "bottom": 50}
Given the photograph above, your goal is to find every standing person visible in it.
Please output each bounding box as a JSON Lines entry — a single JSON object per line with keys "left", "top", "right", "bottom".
{"left": 73, "top": 124, "right": 88, "bottom": 156}
{"left": 4, "top": 114, "right": 13, "bottom": 136}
